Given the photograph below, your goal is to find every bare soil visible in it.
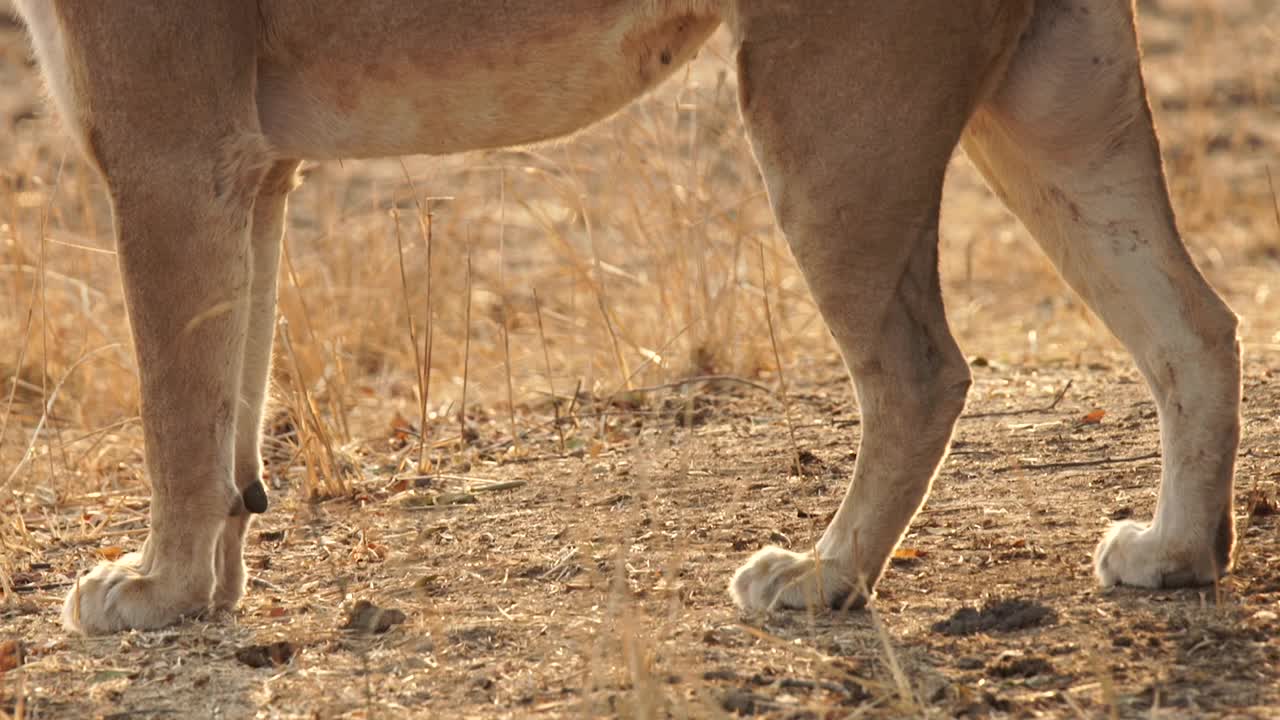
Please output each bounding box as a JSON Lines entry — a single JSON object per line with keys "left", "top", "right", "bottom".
{"left": 4, "top": 353, "right": 1279, "bottom": 718}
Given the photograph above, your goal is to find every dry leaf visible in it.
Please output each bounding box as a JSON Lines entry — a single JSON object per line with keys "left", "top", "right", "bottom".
{"left": 891, "top": 547, "right": 926, "bottom": 564}
{"left": 97, "top": 546, "right": 124, "bottom": 561}
{"left": 389, "top": 411, "right": 412, "bottom": 434}
{"left": 0, "top": 640, "right": 23, "bottom": 673}
{"left": 388, "top": 411, "right": 416, "bottom": 449}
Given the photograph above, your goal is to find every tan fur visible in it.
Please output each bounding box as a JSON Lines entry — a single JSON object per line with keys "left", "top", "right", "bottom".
{"left": 14, "top": 0, "right": 1241, "bottom": 634}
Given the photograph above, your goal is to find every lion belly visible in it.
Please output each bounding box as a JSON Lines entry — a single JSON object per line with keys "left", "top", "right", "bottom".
{"left": 256, "top": 1, "right": 722, "bottom": 159}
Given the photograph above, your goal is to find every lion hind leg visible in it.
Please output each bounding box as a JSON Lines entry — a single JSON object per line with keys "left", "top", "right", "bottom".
{"left": 962, "top": 0, "right": 1240, "bottom": 588}
{"left": 726, "top": 2, "right": 1029, "bottom": 613}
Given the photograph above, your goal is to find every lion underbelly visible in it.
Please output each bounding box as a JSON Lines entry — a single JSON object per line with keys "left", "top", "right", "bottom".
{"left": 256, "top": 1, "right": 722, "bottom": 159}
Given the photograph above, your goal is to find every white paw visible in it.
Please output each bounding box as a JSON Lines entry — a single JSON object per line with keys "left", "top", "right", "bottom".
{"left": 728, "top": 546, "right": 867, "bottom": 613}
{"left": 1093, "top": 520, "right": 1222, "bottom": 589}
{"left": 62, "top": 552, "right": 212, "bottom": 635}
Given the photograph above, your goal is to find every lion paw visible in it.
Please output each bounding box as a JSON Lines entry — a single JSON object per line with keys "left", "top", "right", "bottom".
{"left": 729, "top": 546, "right": 867, "bottom": 613}
{"left": 1094, "top": 520, "right": 1222, "bottom": 589}
{"left": 62, "top": 553, "right": 212, "bottom": 635}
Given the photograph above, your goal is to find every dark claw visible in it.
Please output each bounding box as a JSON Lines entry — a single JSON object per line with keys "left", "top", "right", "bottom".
{"left": 242, "top": 480, "right": 269, "bottom": 514}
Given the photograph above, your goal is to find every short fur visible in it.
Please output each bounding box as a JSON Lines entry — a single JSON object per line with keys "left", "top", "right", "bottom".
{"left": 14, "top": 0, "right": 1241, "bottom": 635}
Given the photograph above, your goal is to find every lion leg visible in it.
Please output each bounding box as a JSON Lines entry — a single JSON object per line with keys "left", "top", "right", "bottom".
{"left": 213, "top": 161, "right": 300, "bottom": 611}
{"left": 56, "top": 4, "right": 267, "bottom": 634}
{"left": 727, "top": 3, "right": 1029, "bottom": 612}
{"left": 962, "top": 0, "right": 1241, "bottom": 588}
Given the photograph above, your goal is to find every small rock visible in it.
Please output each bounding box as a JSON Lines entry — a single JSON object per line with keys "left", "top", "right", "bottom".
{"left": 1110, "top": 506, "right": 1134, "bottom": 520}
{"left": 722, "top": 689, "right": 765, "bottom": 716}
{"left": 989, "top": 653, "right": 1053, "bottom": 679}
{"left": 1026, "top": 675, "right": 1055, "bottom": 689}
{"left": 342, "top": 600, "right": 407, "bottom": 633}
{"left": 931, "top": 598, "right": 1057, "bottom": 637}
{"left": 234, "top": 641, "right": 296, "bottom": 668}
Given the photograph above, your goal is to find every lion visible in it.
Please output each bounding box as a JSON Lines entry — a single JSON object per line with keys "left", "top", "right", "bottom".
{"left": 12, "top": 0, "right": 1241, "bottom": 635}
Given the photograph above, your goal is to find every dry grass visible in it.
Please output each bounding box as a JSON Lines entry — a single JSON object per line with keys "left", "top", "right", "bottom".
{"left": 2, "top": 1, "right": 1280, "bottom": 718}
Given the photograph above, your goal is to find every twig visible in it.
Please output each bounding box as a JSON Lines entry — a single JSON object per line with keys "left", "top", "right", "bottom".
{"left": 394, "top": 163, "right": 446, "bottom": 475}
{"left": 395, "top": 474, "right": 526, "bottom": 493}
{"left": 1267, "top": 166, "right": 1280, "bottom": 244}
{"left": 466, "top": 407, "right": 680, "bottom": 458}
{"left": 278, "top": 319, "right": 345, "bottom": 498}
{"left": 601, "top": 321, "right": 694, "bottom": 398}
{"left": 581, "top": 194, "right": 631, "bottom": 389}
{"left": 396, "top": 472, "right": 485, "bottom": 484}
{"left": 470, "top": 480, "right": 527, "bottom": 493}
{"left": 556, "top": 410, "right": 668, "bottom": 424}
{"left": 0, "top": 262, "right": 40, "bottom": 463}
{"left": 566, "top": 378, "right": 583, "bottom": 420}
{"left": 758, "top": 239, "right": 801, "bottom": 474}
{"left": 623, "top": 374, "right": 775, "bottom": 397}
{"left": 962, "top": 379, "right": 1072, "bottom": 419}
{"left": 533, "top": 290, "right": 566, "bottom": 454}
{"left": 3, "top": 344, "right": 119, "bottom": 491}
{"left": 39, "top": 156, "right": 72, "bottom": 490}
{"left": 460, "top": 230, "right": 473, "bottom": 449}
{"left": 999, "top": 450, "right": 1158, "bottom": 473}
{"left": 497, "top": 168, "right": 519, "bottom": 450}
{"left": 391, "top": 209, "right": 425, "bottom": 460}
{"left": 419, "top": 205, "right": 435, "bottom": 473}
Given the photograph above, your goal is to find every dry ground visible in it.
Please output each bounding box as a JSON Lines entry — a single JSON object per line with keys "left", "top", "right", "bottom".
{"left": 2, "top": 2, "right": 1279, "bottom": 718}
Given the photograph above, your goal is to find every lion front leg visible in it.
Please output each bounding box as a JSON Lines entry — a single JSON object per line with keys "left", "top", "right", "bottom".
{"left": 212, "top": 160, "right": 300, "bottom": 612}
{"left": 62, "top": 152, "right": 260, "bottom": 633}
{"left": 54, "top": 3, "right": 267, "bottom": 635}
{"left": 63, "top": 163, "right": 261, "bottom": 633}
{"left": 726, "top": 2, "right": 1025, "bottom": 613}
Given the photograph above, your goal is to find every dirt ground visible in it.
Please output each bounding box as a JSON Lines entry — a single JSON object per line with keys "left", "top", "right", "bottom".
{"left": 2, "top": 2, "right": 1280, "bottom": 719}
{"left": 10, "top": 355, "right": 1280, "bottom": 719}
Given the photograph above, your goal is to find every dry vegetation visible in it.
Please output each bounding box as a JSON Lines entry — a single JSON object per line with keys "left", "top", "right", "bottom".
{"left": 2, "top": 1, "right": 1279, "bottom": 718}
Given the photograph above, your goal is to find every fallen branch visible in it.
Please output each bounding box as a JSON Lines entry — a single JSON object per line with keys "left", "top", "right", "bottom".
{"left": 622, "top": 374, "right": 776, "bottom": 397}
{"left": 962, "top": 379, "right": 1072, "bottom": 420}
{"left": 998, "top": 450, "right": 1159, "bottom": 473}
{"left": 469, "top": 480, "right": 527, "bottom": 493}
